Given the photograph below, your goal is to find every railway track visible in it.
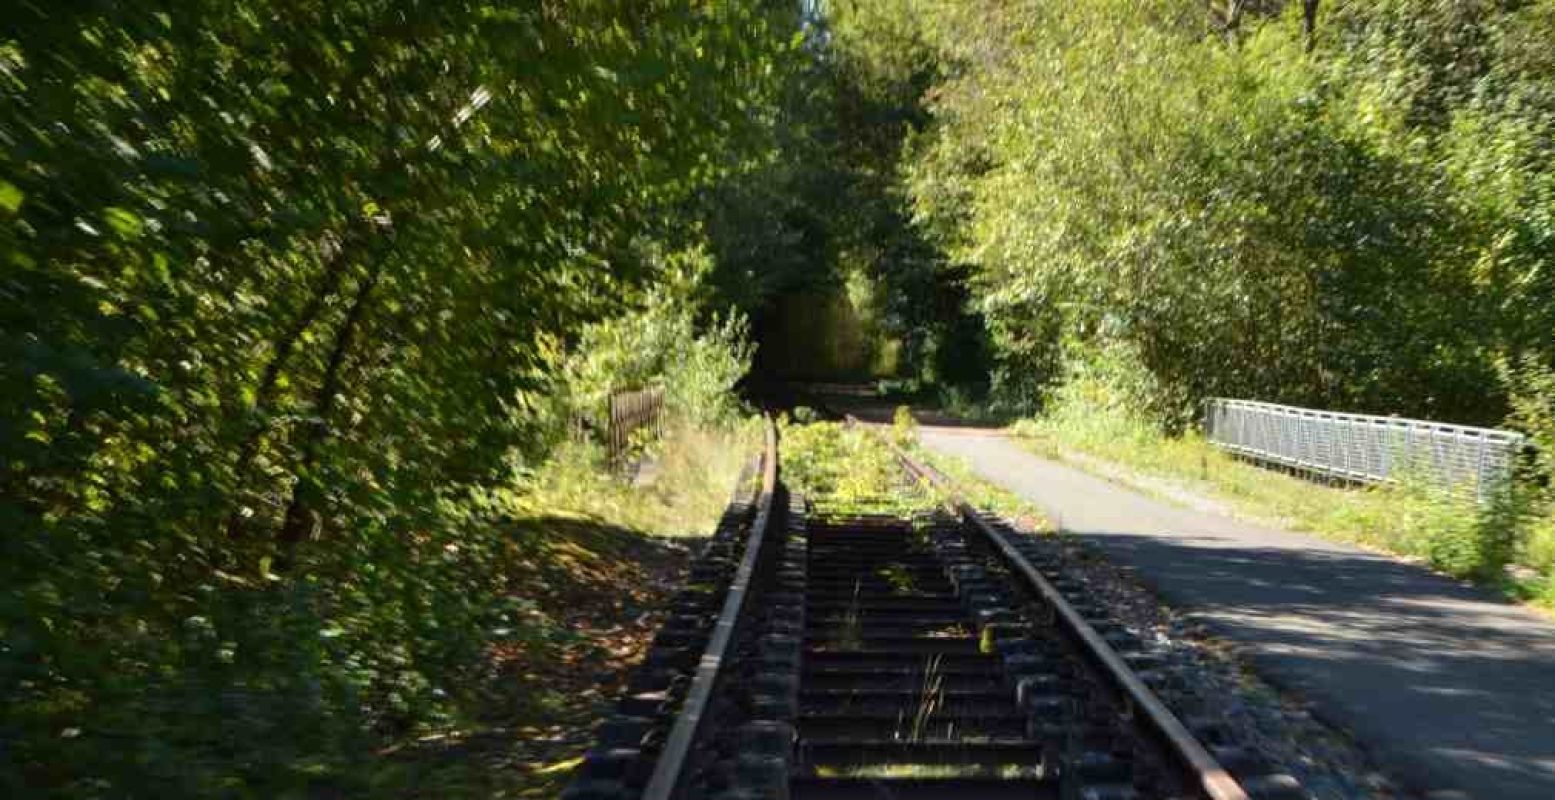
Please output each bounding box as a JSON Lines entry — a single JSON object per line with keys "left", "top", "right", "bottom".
{"left": 563, "top": 417, "right": 1307, "bottom": 800}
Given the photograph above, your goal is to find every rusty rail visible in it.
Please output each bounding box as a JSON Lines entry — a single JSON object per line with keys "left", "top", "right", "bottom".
{"left": 848, "top": 414, "right": 1250, "bottom": 800}
{"left": 641, "top": 416, "right": 779, "bottom": 800}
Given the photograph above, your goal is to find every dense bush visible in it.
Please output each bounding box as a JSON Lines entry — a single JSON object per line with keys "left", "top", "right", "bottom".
{"left": 1, "top": 1, "right": 798, "bottom": 794}
{"left": 548, "top": 244, "right": 753, "bottom": 439}
{"left": 857, "top": 0, "right": 1555, "bottom": 429}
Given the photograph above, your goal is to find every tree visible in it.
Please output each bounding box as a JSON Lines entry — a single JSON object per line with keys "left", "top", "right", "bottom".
{"left": 0, "top": 1, "right": 802, "bottom": 792}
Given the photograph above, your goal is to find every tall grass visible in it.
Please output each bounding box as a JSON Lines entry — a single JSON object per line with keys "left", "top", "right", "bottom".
{"left": 1009, "top": 399, "right": 1552, "bottom": 602}
{"left": 905, "top": 655, "right": 944, "bottom": 743}
{"left": 510, "top": 417, "right": 760, "bottom": 537}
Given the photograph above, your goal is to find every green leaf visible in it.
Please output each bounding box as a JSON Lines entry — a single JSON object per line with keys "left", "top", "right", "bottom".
{"left": 103, "top": 207, "right": 143, "bottom": 238}
{"left": 0, "top": 180, "right": 22, "bottom": 213}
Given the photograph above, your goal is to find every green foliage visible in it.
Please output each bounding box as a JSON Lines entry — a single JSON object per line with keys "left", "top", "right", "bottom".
{"left": 891, "top": 404, "right": 917, "bottom": 446}
{"left": 827, "top": 0, "right": 1555, "bottom": 587}
{"left": 512, "top": 419, "right": 759, "bottom": 540}
{"left": 703, "top": 0, "right": 990, "bottom": 388}
{"left": 1, "top": 1, "right": 798, "bottom": 794}
{"left": 1043, "top": 341, "right": 1182, "bottom": 436}
{"left": 548, "top": 244, "right": 754, "bottom": 438}
{"left": 1499, "top": 357, "right": 1555, "bottom": 580}
{"left": 877, "top": 0, "right": 1555, "bottom": 428}
{"left": 1502, "top": 358, "right": 1555, "bottom": 480}
{"left": 780, "top": 420, "right": 931, "bottom": 516}
{"left": 781, "top": 413, "right": 1048, "bottom": 531}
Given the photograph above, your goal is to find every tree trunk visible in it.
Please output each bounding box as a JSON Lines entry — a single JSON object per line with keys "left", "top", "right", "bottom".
{"left": 225, "top": 228, "right": 356, "bottom": 539}
{"left": 1224, "top": 0, "right": 1246, "bottom": 40}
{"left": 1302, "top": 0, "right": 1320, "bottom": 52}
{"left": 275, "top": 253, "right": 387, "bottom": 562}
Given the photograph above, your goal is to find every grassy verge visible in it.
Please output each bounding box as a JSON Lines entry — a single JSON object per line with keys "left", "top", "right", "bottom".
{"left": 1006, "top": 411, "right": 1555, "bottom": 609}
{"left": 913, "top": 444, "right": 1053, "bottom": 533}
{"left": 513, "top": 418, "right": 761, "bottom": 537}
{"left": 377, "top": 418, "right": 758, "bottom": 798}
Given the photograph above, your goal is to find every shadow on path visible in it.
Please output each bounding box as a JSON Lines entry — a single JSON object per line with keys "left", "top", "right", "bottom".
{"left": 1094, "top": 532, "right": 1555, "bottom": 798}
{"left": 920, "top": 426, "right": 1555, "bottom": 800}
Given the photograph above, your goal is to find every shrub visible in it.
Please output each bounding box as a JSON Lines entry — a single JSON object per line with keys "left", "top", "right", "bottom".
{"left": 545, "top": 243, "right": 754, "bottom": 451}
{"left": 891, "top": 405, "right": 918, "bottom": 446}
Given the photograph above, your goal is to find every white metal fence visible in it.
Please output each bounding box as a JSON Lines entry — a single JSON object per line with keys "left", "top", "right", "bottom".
{"left": 1203, "top": 398, "right": 1524, "bottom": 498}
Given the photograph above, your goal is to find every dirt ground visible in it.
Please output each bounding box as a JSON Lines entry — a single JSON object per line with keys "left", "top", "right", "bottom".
{"left": 380, "top": 517, "right": 700, "bottom": 798}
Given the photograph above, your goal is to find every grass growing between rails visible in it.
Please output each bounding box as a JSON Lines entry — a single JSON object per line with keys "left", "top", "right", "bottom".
{"left": 1007, "top": 408, "right": 1555, "bottom": 610}
{"left": 782, "top": 413, "right": 1054, "bottom": 535}
{"left": 780, "top": 419, "right": 935, "bottom": 516}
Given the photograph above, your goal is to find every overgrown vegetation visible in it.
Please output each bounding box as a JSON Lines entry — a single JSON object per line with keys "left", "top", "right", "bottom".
{"left": 8, "top": 0, "right": 1555, "bottom": 793}
{"left": 1009, "top": 378, "right": 1554, "bottom": 603}
{"left": 782, "top": 415, "right": 1049, "bottom": 533}
{"left": 517, "top": 420, "right": 759, "bottom": 540}
{"left": 2, "top": 2, "right": 793, "bottom": 795}
{"left": 703, "top": 1, "right": 991, "bottom": 388}
{"left": 878, "top": 0, "right": 1555, "bottom": 430}
{"left": 820, "top": 0, "right": 1555, "bottom": 597}
{"left": 370, "top": 420, "right": 753, "bottom": 800}
{"left": 780, "top": 419, "right": 932, "bottom": 516}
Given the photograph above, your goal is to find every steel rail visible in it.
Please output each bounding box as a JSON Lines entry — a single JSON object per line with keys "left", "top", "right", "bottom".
{"left": 641, "top": 417, "right": 780, "bottom": 800}
{"left": 848, "top": 415, "right": 1250, "bottom": 800}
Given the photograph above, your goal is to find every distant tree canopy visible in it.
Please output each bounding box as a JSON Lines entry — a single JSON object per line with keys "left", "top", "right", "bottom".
{"left": 826, "top": 0, "right": 1555, "bottom": 428}
{"left": 701, "top": 0, "right": 989, "bottom": 387}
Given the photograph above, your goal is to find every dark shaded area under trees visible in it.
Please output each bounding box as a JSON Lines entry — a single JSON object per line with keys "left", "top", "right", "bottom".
{"left": 701, "top": 1, "right": 991, "bottom": 389}
{"left": 1, "top": 2, "right": 803, "bottom": 794}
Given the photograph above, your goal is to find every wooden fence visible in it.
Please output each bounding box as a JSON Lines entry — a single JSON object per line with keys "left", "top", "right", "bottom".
{"left": 607, "top": 386, "right": 665, "bottom": 465}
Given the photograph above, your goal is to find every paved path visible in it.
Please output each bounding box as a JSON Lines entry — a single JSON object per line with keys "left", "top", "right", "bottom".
{"left": 921, "top": 427, "right": 1555, "bottom": 800}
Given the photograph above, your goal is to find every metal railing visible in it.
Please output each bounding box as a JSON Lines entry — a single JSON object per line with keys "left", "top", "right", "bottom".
{"left": 1204, "top": 398, "right": 1524, "bottom": 499}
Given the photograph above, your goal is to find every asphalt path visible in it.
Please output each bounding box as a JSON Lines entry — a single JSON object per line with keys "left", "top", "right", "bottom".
{"left": 920, "top": 426, "right": 1555, "bottom": 800}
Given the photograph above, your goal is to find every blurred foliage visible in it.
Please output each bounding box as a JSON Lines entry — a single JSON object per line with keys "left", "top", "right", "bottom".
{"left": 801, "top": 0, "right": 1555, "bottom": 593}
{"left": 831, "top": 0, "right": 1555, "bottom": 585}
{"left": 546, "top": 244, "right": 754, "bottom": 438}
{"left": 890, "top": 404, "right": 916, "bottom": 446}
{"left": 9, "top": 0, "right": 1555, "bottom": 791}
{"left": 1501, "top": 356, "right": 1555, "bottom": 591}
{"left": 513, "top": 419, "right": 760, "bottom": 541}
{"left": 1, "top": 1, "right": 799, "bottom": 795}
